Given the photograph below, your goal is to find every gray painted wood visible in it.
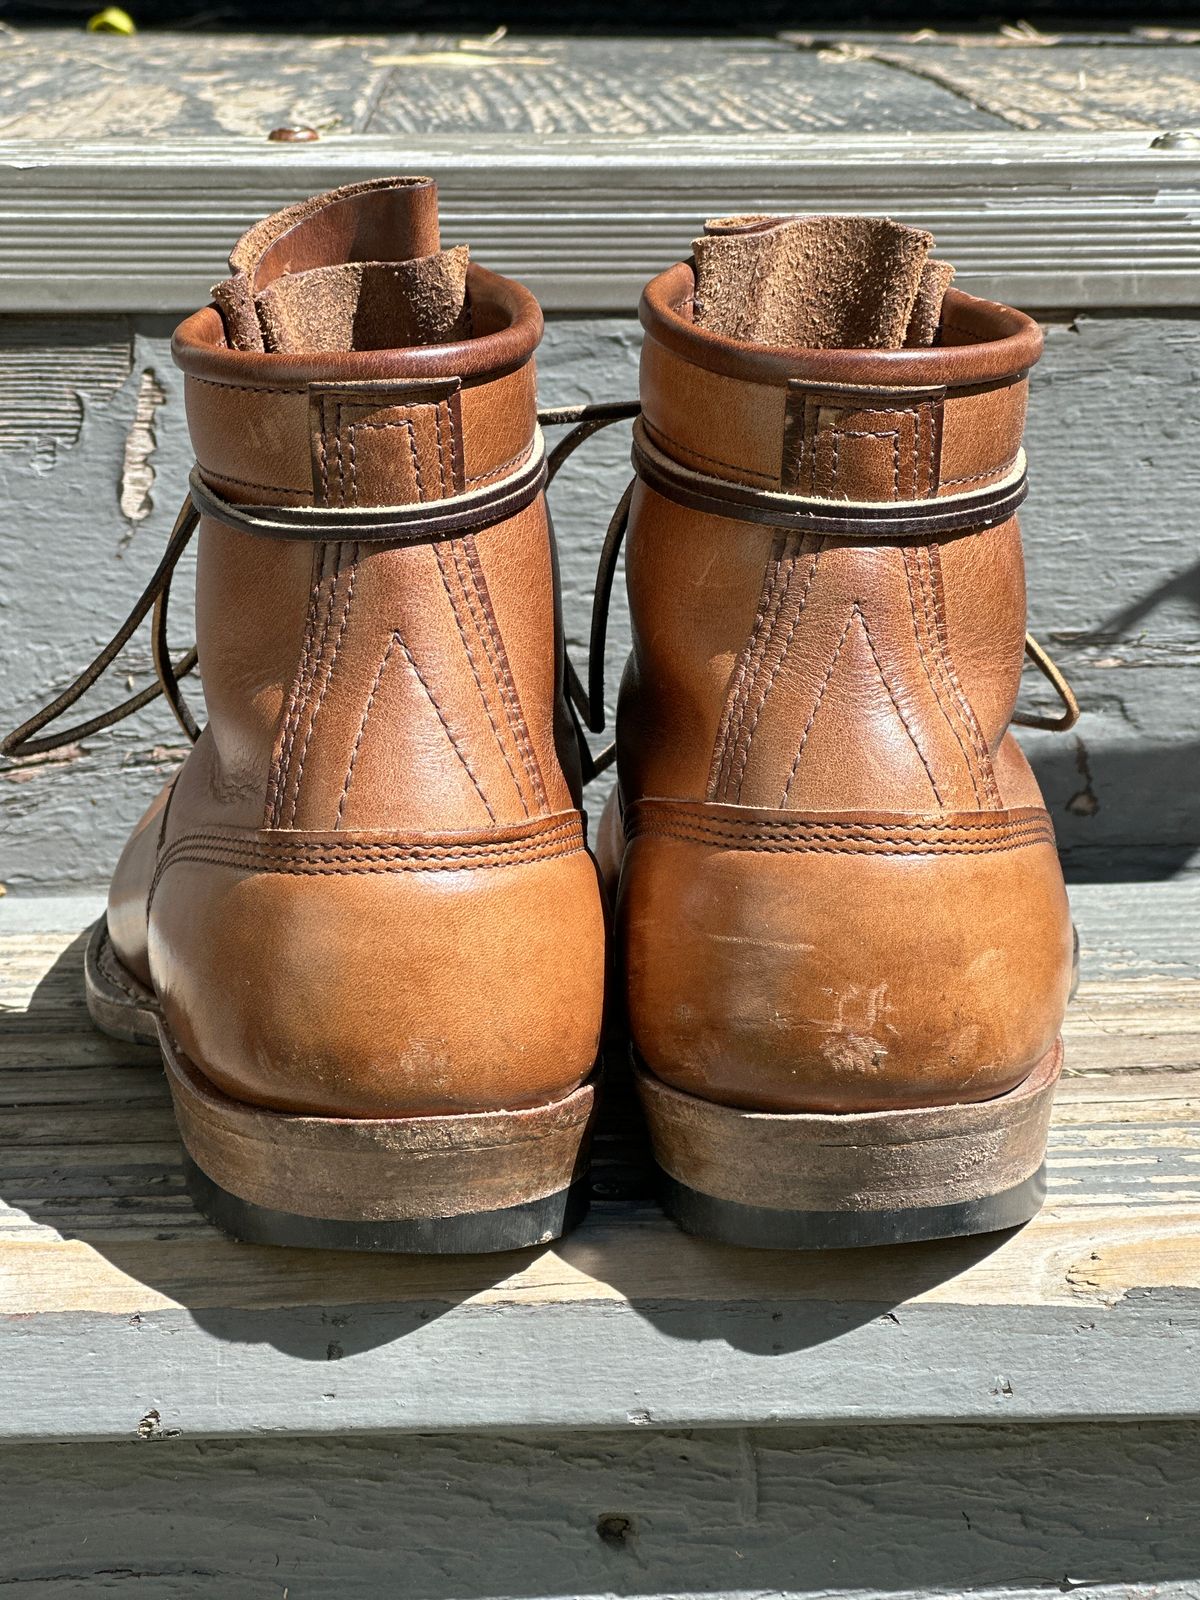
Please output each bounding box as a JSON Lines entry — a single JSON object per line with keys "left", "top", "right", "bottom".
{"left": 2, "top": 1421, "right": 1197, "bottom": 1597}
{"left": 4, "top": 130, "right": 1198, "bottom": 313}
{"left": 3, "top": 30, "right": 1199, "bottom": 141}
{"left": 0, "top": 32, "right": 996, "bottom": 140}
{"left": 2, "top": 311, "right": 1196, "bottom": 888}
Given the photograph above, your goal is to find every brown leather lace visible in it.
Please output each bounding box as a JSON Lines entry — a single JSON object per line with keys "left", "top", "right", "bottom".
{"left": 0, "top": 399, "right": 1076, "bottom": 769}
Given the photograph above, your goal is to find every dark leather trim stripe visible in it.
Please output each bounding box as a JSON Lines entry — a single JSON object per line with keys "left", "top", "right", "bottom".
{"left": 631, "top": 418, "right": 1027, "bottom": 539}
{"left": 188, "top": 434, "right": 546, "bottom": 543}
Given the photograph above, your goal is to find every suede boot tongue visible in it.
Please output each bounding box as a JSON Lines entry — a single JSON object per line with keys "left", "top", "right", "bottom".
{"left": 253, "top": 250, "right": 470, "bottom": 354}
{"left": 211, "top": 176, "right": 471, "bottom": 354}
{"left": 692, "top": 215, "right": 954, "bottom": 350}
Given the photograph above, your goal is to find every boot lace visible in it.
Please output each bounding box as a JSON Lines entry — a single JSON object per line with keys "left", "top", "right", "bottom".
{"left": 1, "top": 402, "right": 1077, "bottom": 772}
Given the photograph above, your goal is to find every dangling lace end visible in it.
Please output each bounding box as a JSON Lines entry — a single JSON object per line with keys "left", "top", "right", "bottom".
{"left": 1013, "top": 632, "right": 1080, "bottom": 732}
{"left": 1, "top": 491, "right": 202, "bottom": 761}
{"left": 540, "top": 401, "right": 639, "bottom": 783}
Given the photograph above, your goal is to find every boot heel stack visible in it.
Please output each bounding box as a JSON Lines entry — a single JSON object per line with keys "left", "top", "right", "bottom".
{"left": 164, "top": 1031, "right": 595, "bottom": 1255}
{"left": 635, "top": 1042, "right": 1063, "bottom": 1250}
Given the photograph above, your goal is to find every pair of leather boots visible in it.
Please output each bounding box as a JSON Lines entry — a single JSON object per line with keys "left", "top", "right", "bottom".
{"left": 6, "top": 178, "right": 1078, "bottom": 1255}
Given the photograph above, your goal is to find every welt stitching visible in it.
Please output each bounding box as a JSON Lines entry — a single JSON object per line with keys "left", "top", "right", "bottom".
{"left": 98, "top": 928, "right": 149, "bottom": 1002}
{"left": 857, "top": 605, "right": 945, "bottom": 809}
{"left": 393, "top": 633, "right": 496, "bottom": 823}
{"left": 335, "top": 630, "right": 400, "bottom": 828}
{"left": 780, "top": 603, "right": 856, "bottom": 807}
{"left": 904, "top": 548, "right": 983, "bottom": 808}
{"left": 927, "top": 543, "right": 1001, "bottom": 805}
{"left": 434, "top": 543, "right": 527, "bottom": 814}
{"left": 731, "top": 543, "right": 821, "bottom": 802}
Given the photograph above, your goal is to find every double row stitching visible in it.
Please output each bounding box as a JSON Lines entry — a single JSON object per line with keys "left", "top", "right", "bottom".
{"left": 904, "top": 547, "right": 984, "bottom": 808}
{"left": 732, "top": 546, "right": 821, "bottom": 803}
{"left": 709, "top": 531, "right": 794, "bottom": 801}
{"left": 434, "top": 543, "right": 527, "bottom": 816}
{"left": 463, "top": 536, "right": 547, "bottom": 809}
{"left": 149, "top": 816, "right": 582, "bottom": 904}
{"left": 927, "top": 542, "right": 1001, "bottom": 806}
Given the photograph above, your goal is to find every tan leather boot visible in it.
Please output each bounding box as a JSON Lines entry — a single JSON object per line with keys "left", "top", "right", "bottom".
{"left": 598, "top": 216, "right": 1078, "bottom": 1248}
{"left": 7, "top": 179, "right": 606, "bottom": 1252}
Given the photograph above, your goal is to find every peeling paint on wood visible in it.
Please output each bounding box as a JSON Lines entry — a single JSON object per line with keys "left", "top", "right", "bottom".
{"left": 118, "top": 368, "right": 165, "bottom": 524}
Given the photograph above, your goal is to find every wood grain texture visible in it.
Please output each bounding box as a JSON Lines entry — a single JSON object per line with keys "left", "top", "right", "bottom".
{"left": 3, "top": 1421, "right": 1200, "bottom": 1597}
{"left": 2, "top": 31, "right": 1198, "bottom": 140}
{"left": 4, "top": 131, "right": 1198, "bottom": 314}
{"left": 0, "top": 31, "right": 1042, "bottom": 140}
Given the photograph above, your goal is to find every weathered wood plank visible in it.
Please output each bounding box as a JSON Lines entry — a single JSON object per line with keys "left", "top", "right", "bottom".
{"left": 3, "top": 31, "right": 1199, "bottom": 141}
{"left": 3, "top": 1421, "right": 1198, "bottom": 1599}
{"left": 812, "top": 40, "right": 1200, "bottom": 131}
{"left": 2, "top": 131, "right": 1198, "bottom": 314}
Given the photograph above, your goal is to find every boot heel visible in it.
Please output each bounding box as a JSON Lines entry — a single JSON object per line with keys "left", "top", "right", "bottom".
{"left": 162, "top": 1029, "right": 596, "bottom": 1254}
{"left": 635, "top": 1040, "right": 1063, "bottom": 1249}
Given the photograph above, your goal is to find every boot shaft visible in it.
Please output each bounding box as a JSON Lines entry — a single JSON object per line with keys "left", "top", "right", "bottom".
{"left": 621, "top": 257, "right": 1046, "bottom": 816}
{"left": 173, "top": 177, "right": 578, "bottom": 838}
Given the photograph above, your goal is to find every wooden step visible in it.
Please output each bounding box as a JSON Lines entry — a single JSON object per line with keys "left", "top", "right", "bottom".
{"left": 2, "top": 882, "right": 1198, "bottom": 1444}
{"left": 1, "top": 30, "right": 1200, "bottom": 312}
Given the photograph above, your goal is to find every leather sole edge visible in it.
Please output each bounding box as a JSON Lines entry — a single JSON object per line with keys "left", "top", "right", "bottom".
{"left": 83, "top": 916, "right": 159, "bottom": 1046}
{"left": 182, "top": 1154, "right": 589, "bottom": 1254}
{"left": 635, "top": 1040, "right": 1063, "bottom": 1249}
